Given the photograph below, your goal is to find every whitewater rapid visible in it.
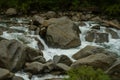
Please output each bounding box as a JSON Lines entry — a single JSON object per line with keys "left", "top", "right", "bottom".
{"left": 0, "top": 19, "right": 120, "bottom": 80}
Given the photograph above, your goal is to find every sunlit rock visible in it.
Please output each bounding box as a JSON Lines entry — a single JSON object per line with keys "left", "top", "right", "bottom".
{"left": 45, "top": 17, "right": 81, "bottom": 48}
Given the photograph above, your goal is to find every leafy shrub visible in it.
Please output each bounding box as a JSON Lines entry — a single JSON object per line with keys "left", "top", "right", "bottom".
{"left": 103, "top": 4, "right": 120, "bottom": 16}
{"left": 64, "top": 66, "right": 110, "bottom": 80}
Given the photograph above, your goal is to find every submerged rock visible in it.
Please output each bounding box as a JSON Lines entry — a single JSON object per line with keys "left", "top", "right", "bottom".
{"left": 45, "top": 17, "right": 81, "bottom": 48}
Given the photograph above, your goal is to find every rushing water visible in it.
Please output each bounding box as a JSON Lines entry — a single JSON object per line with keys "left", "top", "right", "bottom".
{"left": 0, "top": 18, "right": 120, "bottom": 80}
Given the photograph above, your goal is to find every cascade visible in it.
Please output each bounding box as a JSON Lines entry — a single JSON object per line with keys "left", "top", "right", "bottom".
{"left": 0, "top": 18, "right": 120, "bottom": 80}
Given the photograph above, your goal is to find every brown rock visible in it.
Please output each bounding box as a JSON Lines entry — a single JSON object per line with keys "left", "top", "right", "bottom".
{"left": 53, "top": 55, "right": 73, "bottom": 66}
{"left": 106, "top": 58, "right": 120, "bottom": 80}
{"left": 5, "top": 8, "right": 17, "bottom": 16}
{"left": 0, "top": 68, "right": 13, "bottom": 80}
{"left": 106, "top": 28, "right": 119, "bottom": 39}
{"left": 25, "top": 47, "right": 43, "bottom": 62}
{"left": 71, "top": 53, "right": 116, "bottom": 70}
{"left": 45, "top": 17, "right": 81, "bottom": 48}
{"left": 85, "top": 30, "right": 109, "bottom": 43}
{"left": 32, "top": 15, "right": 45, "bottom": 25}
{"left": 0, "top": 40, "right": 26, "bottom": 71}
{"left": 25, "top": 62, "right": 45, "bottom": 74}
{"left": 102, "top": 20, "right": 120, "bottom": 29}
{"left": 72, "top": 45, "right": 105, "bottom": 60}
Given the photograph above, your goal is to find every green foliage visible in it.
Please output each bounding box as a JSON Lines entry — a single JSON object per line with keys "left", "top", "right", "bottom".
{"left": 0, "top": 0, "right": 120, "bottom": 16}
{"left": 64, "top": 66, "right": 110, "bottom": 80}
{"left": 104, "top": 4, "right": 120, "bottom": 16}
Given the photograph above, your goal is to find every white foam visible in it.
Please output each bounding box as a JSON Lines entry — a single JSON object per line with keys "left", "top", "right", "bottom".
{"left": 15, "top": 72, "right": 68, "bottom": 80}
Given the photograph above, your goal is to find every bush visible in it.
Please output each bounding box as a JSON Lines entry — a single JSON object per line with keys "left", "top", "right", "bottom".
{"left": 64, "top": 66, "right": 110, "bottom": 80}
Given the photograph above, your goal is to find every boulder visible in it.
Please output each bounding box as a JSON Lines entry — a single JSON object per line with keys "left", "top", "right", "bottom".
{"left": 32, "top": 56, "right": 46, "bottom": 63}
{"left": 71, "top": 53, "right": 116, "bottom": 70}
{"left": 106, "top": 28, "right": 119, "bottom": 39}
{"left": 25, "top": 47, "right": 43, "bottom": 62}
{"left": 32, "top": 15, "right": 45, "bottom": 25}
{"left": 90, "top": 16, "right": 102, "bottom": 22}
{"left": 45, "top": 11, "right": 56, "bottom": 19}
{"left": 85, "top": 30, "right": 109, "bottom": 43}
{"left": 0, "top": 40, "right": 26, "bottom": 71}
{"left": 106, "top": 58, "right": 120, "bottom": 80}
{"left": 53, "top": 55, "right": 73, "bottom": 66}
{"left": 44, "top": 61, "right": 55, "bottom": 72}
{"left": 72, "top": 45, "right": 105, "bottom": 60}
{"left": 102, "top": 20, "right": 120, "bottom": 29}
{"left": 71, "top": 16, "right": 79, "bottom": 21}
{"left": 24, "top": 62, "right": 45, "bottom": 74}
{"left": 56, "top": 63, "right": 71, "bottom": 71}
{"left": 45, "top": 17, "right": 81, "bottom": 48}
{"left": 80, "top": 14, "right": 93, "bottom": 21}
{"left": 5, "top": 8, "right": 17, "bottom": 16}
{"left": 0, "top": 68, "right": 13, "bottom": 80}
{"left": 12, "top": 76, "right": 24, "bottom": 80}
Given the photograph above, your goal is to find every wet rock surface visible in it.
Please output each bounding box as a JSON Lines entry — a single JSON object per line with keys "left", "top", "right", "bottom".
{"left": 85, "top": 30, "right": 109, "bottom": 43}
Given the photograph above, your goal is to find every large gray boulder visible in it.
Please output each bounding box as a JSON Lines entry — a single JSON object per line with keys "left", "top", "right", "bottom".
{"left": 72, "top": 45, "right": 105, "bottom": 60}
{"left": 45, "top": 17, "right": 81, "bottom": 48}
{"left": 71, "top": 53, "right": 116, "bottom": 70}
{"left": 0, "top": 39, "right": 26, "bottom": 71}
